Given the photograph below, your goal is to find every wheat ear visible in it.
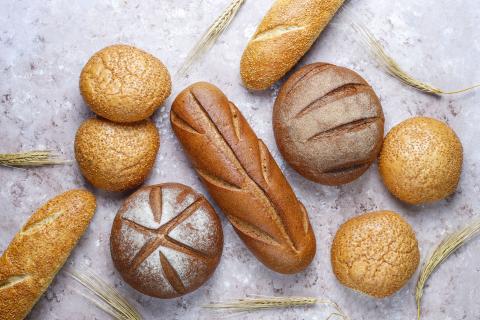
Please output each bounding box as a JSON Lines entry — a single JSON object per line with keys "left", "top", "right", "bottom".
{"left": 203, "top": 295, "right": 349, "bottom": 319}
{"left": 67, "top": 268, "right": 143, "bottom": 320}
{"left": 176, "top": 0, "right": 246, "bottom": 77}
{"left": 416, "top": 220, "right": 480, "bottom": 319}
{"left": 351, "top": 21, "right": 480, "bottom": 95}
{"left": 0, "top": 150, "right": 70, "bottom": 167}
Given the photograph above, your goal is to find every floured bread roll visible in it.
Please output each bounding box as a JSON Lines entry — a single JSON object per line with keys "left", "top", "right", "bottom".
{"left": 110, "top": 183, "right": 223, "bottom": 298}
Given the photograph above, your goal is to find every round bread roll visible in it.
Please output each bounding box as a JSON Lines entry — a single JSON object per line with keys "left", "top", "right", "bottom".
{"left": 331, "top": 211, "right": 419, "bottom": 298}
{"left": 110, "top": 183, "right": 223, "bottom": 298}
{"left": 273, "top": 63, "right": 384, "bottom": 185}
{"left": 74, "top": 117, "right": 159, "bottom": 192}
{"left": 379, "top": 117, "right": 463, "bottom": 204}
{"left": 80, "top": 44, "right": 171, "bottom": 123}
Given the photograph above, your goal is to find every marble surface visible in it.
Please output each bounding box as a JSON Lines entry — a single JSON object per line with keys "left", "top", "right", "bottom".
{"left": 1, "top": 0, "right": 480, "bottom": 319}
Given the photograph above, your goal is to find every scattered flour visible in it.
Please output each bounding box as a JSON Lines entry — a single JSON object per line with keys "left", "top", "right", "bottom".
{"left": 118, "top": 223, "right": 153, "bottom": 264}
{"left": 169, "top": 207, "right": 218, "bottom": 256}
{"left": 133, "top": 248, "right": 175, "bottom": 296}
{"left": 160, "top": 185, "right": 196, "bottom": 226}
{"left": 122, "top": 189, "right": 161, "bottom": 229}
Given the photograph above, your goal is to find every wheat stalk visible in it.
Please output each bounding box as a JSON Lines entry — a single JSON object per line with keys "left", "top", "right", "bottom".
{"left": 351, "top": 20, "right": 480, "bottom": 95}
{"left": 416, "top": 220, "right": 480, "bottom": 320}
{"left": 176, "top": 0, "right": 246, "bottom": 77}
{"left": 67, "top": 268, "right": 143, "bottom": 320}
{"left": 0, "top": 150, "right": 70, "bottom": 167}
{"left": 203, "top": 295, "right": 349, "bottom": 319}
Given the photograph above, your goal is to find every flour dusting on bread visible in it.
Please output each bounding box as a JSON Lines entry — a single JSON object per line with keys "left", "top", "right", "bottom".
{"left": 110, "top": 183, "right": 223, "bottom": 298}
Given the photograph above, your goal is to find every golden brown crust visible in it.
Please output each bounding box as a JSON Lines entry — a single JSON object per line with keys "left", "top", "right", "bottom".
{"left": 74, "top": 117, "right": 160, "bottom": 192}
{"left": 273, "top": 63, "right": 384, "bottom": 185}
{"left": 170, "top": 82, "right": 316, "bottom": 274}
{"left": 80, "top": 44, "right": 171, "bottom": 123}
{"left": 240, "top": 0, "right": 345, "bottom": 90}
{"left": 0, "top": 190, "right": 96, "bottom": 320}
{"left": 378, "top": 117, "right": 463, "bottom": 204}
{"left": 110, "top": 183, "right": 223, "bottom": 298}
{"left": 331, "top": 211, "right": 419, "bottom": 298}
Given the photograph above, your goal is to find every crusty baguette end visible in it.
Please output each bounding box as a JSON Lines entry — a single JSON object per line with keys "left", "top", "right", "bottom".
{"left": 240, "top": 0, "right": 345, "bottom": 90}
{"left": 0, "top": 189, "right": 96, "bottom": 320}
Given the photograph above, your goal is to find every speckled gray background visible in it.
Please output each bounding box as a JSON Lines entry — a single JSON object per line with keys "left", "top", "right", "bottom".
{"left": 1, "top": 0, "right": 480, "bottom": 319}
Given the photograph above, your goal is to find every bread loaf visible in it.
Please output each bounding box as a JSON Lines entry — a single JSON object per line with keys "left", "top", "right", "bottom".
{"left": 240, "top": 0, "right": 345, "bottom": 90}
{"left": 80, "top": 44, "right": 171, "bottom": 123}
{"left": 273, "top": 63, "right": 384, "bottom": 185}
{"left": 170, "top": 82, "right": 316, "bottom": 274}
{"left": 110, "top": 183, "right": 223, "bottom": 298}
{"left": 331, "top": 211, "right": 419, "bottom": 298}
{"left": 379, "top": 117, "right": 463, "bottom": 204}
{"left": 74, "top": 117, "right": 160, "bottom": 192}
{"left": 0, "top": 190, "right": 96, "bottom": 320}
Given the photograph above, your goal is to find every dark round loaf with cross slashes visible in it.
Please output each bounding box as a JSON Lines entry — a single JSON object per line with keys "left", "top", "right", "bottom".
{"left": 110, "top": 183, "right": 223, "bottom": 299}
{"left": 273, "top": 63, "right": 385, "bottom": 185}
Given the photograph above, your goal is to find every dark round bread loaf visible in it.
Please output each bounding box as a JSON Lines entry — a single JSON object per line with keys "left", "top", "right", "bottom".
{"left": 110, "top": 183, "right": 223, "bottom": 299}
{"left": 273, "top": 63, "right": 385, "bottom": 185}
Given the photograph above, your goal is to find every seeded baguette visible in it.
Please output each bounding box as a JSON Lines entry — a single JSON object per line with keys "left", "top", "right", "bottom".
{"left": 0, "top": 190, "right": 96, "bottom": 320}
{"left": 240, "top": 0, "right": 345, "bottom": 90}
{"left": 170, "top": 82, "right": 316, "bottom": 274}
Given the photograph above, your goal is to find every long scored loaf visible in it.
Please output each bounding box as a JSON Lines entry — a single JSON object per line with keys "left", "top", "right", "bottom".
{"left": 240, "top": 0, "right": 345, "bottom": 90}
{"left": 170, "top": 82, "right": 316, "bottom": 274}
{"left": 0, "top": 190, "right": 96, "bottom": 320}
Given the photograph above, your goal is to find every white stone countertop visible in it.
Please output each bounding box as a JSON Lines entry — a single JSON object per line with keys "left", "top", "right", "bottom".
{"left": 1, "top": 0, "right": 480, "bottom": 319}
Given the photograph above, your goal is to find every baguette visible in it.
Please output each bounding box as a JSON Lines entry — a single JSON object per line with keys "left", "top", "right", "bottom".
{"left": 240, "top": 0, "right": 345, "bottom": 90}
{"left": 0, "top": 190, "right": 96, "bottom": 320}
{"left": 170, "top": 82, "right": 316, "bottom": 274}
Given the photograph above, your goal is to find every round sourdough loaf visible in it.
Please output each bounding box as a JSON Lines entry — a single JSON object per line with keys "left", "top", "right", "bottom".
{"left": 331, "top": 211, "right": 419, "bottom": 298}
{"left": 273, "top": 63, "right": 384, "bottom": 185}
{"left": 379, "top": 117, "right": 463, "bottom": 204}
{"left": 74, "top": 117, "right": 159, "bottom": 192}
{"left": 110, "top": 183, "right": 223, "bottom": 298}
{"left": 80, "top": 44, "right": 171, "bottom": 123}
